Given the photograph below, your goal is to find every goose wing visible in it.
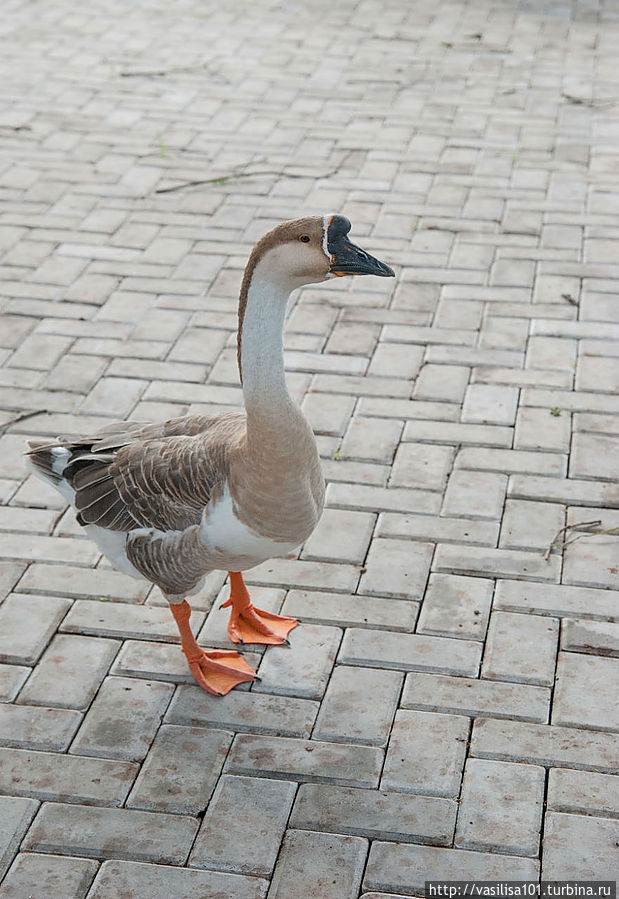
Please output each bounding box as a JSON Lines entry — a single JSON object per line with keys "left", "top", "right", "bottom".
{"left": 27, "top": 412, "right": 247, "bottom": 533}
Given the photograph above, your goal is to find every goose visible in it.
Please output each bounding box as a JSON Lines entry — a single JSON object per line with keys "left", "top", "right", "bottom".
{"left": 26, "top": 215, "right": 394, "bottom": 696}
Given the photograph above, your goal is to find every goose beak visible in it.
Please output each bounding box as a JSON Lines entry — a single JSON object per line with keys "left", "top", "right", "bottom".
{"left": 327, "top": 214, "right": 395, "bottom": 278}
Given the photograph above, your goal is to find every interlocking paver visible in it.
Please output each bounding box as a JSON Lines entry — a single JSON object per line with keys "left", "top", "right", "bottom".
{"left": 2, "top": 0, "right": 618, "bottom": 891}
{"left": 0, "top": 797, "right": 39, "bottom": 881}
{"left": 455, "top": 758, "right": 545, "bottom": 857}
{"left": 188, "top": 775, "right": 295, "bottom": 876}
{"left": 22, "top": 803, "right": 198, "bottom": 865}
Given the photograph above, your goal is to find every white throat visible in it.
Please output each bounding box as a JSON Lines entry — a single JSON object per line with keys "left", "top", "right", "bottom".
{"left": 240, "top": 266, "right": 294, "bottom": 413}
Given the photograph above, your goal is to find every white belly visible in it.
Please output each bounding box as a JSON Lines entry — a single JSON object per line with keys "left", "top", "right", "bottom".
{"left": 200, "top": 485, "right": 299, "bottom": 565}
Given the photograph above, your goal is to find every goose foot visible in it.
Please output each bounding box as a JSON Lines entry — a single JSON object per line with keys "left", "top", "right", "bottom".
{"left": 169, "top": 598, "right": 258, "bottom": 696}
{"left": 223, "top": 571, "right": 299, "bottom": 646}
{"left": 184, "top": 648, "right": 258, "bottom": 696}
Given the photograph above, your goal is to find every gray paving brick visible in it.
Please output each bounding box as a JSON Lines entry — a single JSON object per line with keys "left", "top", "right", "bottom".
{"left": 552, "top": 652, "right": 618, "bottom": 732}
{"left": 23, "top": 802, "right": 198, "bottom": 865}
{"left": 87, "top": 860, "right": 268, "bottom": 899}
{"left": 390, "top": 443, "right": 454, "bottom": 491}
{"left": 126, "top": 725, "right": 232, "bottom": 814}
{"left": 402, "top": 672, "right": 549, "bottom": 723}
{"left": 291, "top": 784, "right": 456, "bottom": 845}
{"left": 561, "top": 618, "right": 619, "bottom": 656}
{"left": 0, "top": 595, "right": 72, "bottom": 665}
{"left": 0, "top": 747, "right": 138, "bottom": 806}
{"left": 364, "top": 842, "right": 539, "bottom": 894}
{"left": 340, "top": 627, "right": 481, "bottom": 676}
{"left": 417, "top": 573, "right": 492, "bottom": 641}
{"left": 189, "top": 775, "right": 295, "bottom": 876}
{"left": 225, "top": 734, "right": 382, "bottom": 788}
{"left": 60, "top": 599, "right": 194, "bottom": 641}
{"left": 254, "top": 624, "right": 340, "bottom": 700}
{"left": 548, "top": 768, "right": 619, "bottom": 819}
{"left": 456, "top": 758, "right": 545, "bottom": 856}
{"left": 17, "top": 635, "right": 119, "bottom": 709}
{"left": 482, "top": 611, "right": 559, "bottom": 687}
{"left": 70, "top": 675, "right": 173, "bottom": 761}
{"left": 0, "top": 853, "right": 99, "bottom": 899}
{"left": 302, "top": 509, "right": 375, "bottom": 564}
{"left": 358, "top": 538, "right": 433, "bottom": 599}
{"left": 471, "top": 718, "right": 619, "bottom": 773}
{"left": 281, "top": 590, "right": 417, "bottom": 632}
{"left": 442, "top": 470, "right": 508, "bottom": 520}
{"left": 166, "top": 685, "right": 318, "bottom": 737}
{"left": 313, "top": 666, "right": 402, "bottom": 747}
{"left": 0, "top": 797, "right": 39, "bottom": 880}
{"left": 378, "top": 513, "right": 499, "bottom": 546}
{"left": 433, "top": 544, "right": 561, "bottom": 582}
{"left": 382, "top": 710, "right": 469, "bottom": 797}
{"left": 268, "top": 829, "right": 367, "bottom": 899}
{"left": 542, "top": 812, "right": 618, "bottom": 880}
{"left": 0, "top": 664, "right": 30, "bottom": 702}
{"left": 0, "top": 704, "right": 82, "bottom": 752}
{"left": 495, "top": 579, "right": 617, "bottom": 620}
{"left": 17, "top": 563, "right": 149, "bottom": 602}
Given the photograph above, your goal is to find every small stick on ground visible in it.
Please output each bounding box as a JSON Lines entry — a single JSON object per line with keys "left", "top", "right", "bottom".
{"left": 0, "top": 409, "right": 48, "bottom": 435}
{"left": 542, "top": 519, "right": 619, "bottom": 560}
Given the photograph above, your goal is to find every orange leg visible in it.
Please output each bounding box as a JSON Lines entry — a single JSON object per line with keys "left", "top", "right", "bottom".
{"left": 221, "top": 571, "right": 299, "bottom": 646}
{"left": 170, "top": 600, "right": 258, "bottom": 696}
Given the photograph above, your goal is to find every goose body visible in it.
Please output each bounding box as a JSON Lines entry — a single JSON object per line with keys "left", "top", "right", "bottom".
{"left": 27, "top": 215, "right": 394, "bottom": 694}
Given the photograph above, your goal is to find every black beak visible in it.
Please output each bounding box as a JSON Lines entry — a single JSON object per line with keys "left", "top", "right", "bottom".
{"left": 327, "top": 214, "right": 395, "bottom": 278}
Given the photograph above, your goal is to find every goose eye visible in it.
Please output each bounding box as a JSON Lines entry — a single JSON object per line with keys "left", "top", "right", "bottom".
{"left": 299, "top": 235, "right": 310, "bottom": 243}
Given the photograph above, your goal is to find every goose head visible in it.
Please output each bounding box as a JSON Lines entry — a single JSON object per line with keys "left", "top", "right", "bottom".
{"left": 242, "top": 214, "right": 395, "bottom": 291}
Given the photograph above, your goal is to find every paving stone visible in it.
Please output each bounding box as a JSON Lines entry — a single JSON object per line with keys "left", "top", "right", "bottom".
{"left": 571, "top": 431, "right": 619, "bottom": 482}
{"left": 23, "top": 803, "right": 198, "bottom": 865}
{"left": 340, "top": 416, "right": 402, "bottom": 464}
{"left": 358, "top": 538, "right": 433, "bottom": 599}
{"left": 433, "top": 544, "right": 561, "bottom": 583}
{"left": 378, "top": 513, "right": 499, "bottom": 546}
{"left": 514, "top": 406, "right": 571, "bottom": 452}
{"left": 340, "top": 627, "right": 481, "bottom": 676}
{"left": 562, "top": 506, "right": 619, "bottom": 590}
{"left": 404, "top": 419, "right": 513, "bottom": 448}
{"left": 291, "top": 783, "right": 456, "bottom": 845}
{"left": 60, "top": 599, "right": 193, "bottom": 642}
{"left": 313, "top": 666, "right": 402, "bottom": 747}
{"left": 462, "top": 383, "right": 519, "bottom": 425}
{"left": 268, "top": 829, "right": 367, "bottom": 899}
{"left": 382, "top": 710, "right": 469, "bottom": 797}
{"left": 470, "top": 718, "right": 619, "bottom": 773}
{"left": 225, "top": 734, "right": 382, "bottom": 788}
{"left": 87, "top": 860, "right": 268, "bottom": 899}
{"left": 455, "top": 758, "right": 544, "bottom": 856}
{"left": 0, "top": 665, "right": 30, "bottom": 702}
{"left": 110, "top": 638, "right": 259, "bottom": 685}
{"left": 0, "top": 561, "right": 25, "bottom": 602}
{"left": 127, "top": 725, "right": 232, "bottom": 815}
{"left": 542, "top": 812, "right": 618, "bottom": 880}
{"left": 548, "top": 768, "right": 619, "bottom": 819}
{"left": 0, "top": 704, "right": 82, "bottom": 752}
{"left": 70, "top": 675, "right": 173, "bottom": 761}
{"left": 552, "top": 652, "right": 618, "bottom": 732}
{"left": 189, "top": 775, "right": 295, "bottom": 876}
{"left": 417, "top": 573, "right": 492, "bottom": 642}
{"left": 0, "top": 853, "right": 99, "bottom": 899}
{"left": 364, "top": 842, "right": 539, "bottom": 894}
{"left": 0, "top": 797, "right": 39, "bottom": 880}
{"left": 561, "top": 618, "right": 619, "bottom": 656}
{"left": 0, "top": 595, "right": 72, "bottom": 665}
{"left": 17, "top": 563, "right": 150, "bottom": 602}
{"left": 402, "top": 672, "right": 549, "bottom": 723}
{"left": 254, "top": 624, "right": 340, "bottom": 700}
{"left": 456, "top": 447, "right": 566, "bottom": 478}
{"left": 17, "top": 635, "right": 119, "bottom": 709}
{"left": 281, "top": 590, "right": 417, "bottom": 632}
{"left": 413, "top": 363, "right": 470, "bottom": 403}
{"left": 327, "top": 482, "right": 441, "bottom": 516}
{"left": 482, "top": 611, "right": 558, "bottom": 687}
{"left": 165, "top": 685, "right": 318, "bottom": 737}
{"left": 499, "top": 499, "right": 565, "bottom": 551}
{"left": 442, "top": 470, "right": 507, "bottom": 520}
{"left": 302, "top": 509, "right": 375, "bottom": 564}
{"left": 247, "top": 557, "right": 360, "bottom": 593}
{"left": 494, "top": 579, "right": 618, "bottom": 620}
{"left": 390, "top": 443, "right": 454, "bottom": 491}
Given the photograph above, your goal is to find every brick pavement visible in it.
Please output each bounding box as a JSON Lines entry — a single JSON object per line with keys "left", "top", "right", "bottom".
{"left": 1, "top": 0, "right": 618, "bottom": 894}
